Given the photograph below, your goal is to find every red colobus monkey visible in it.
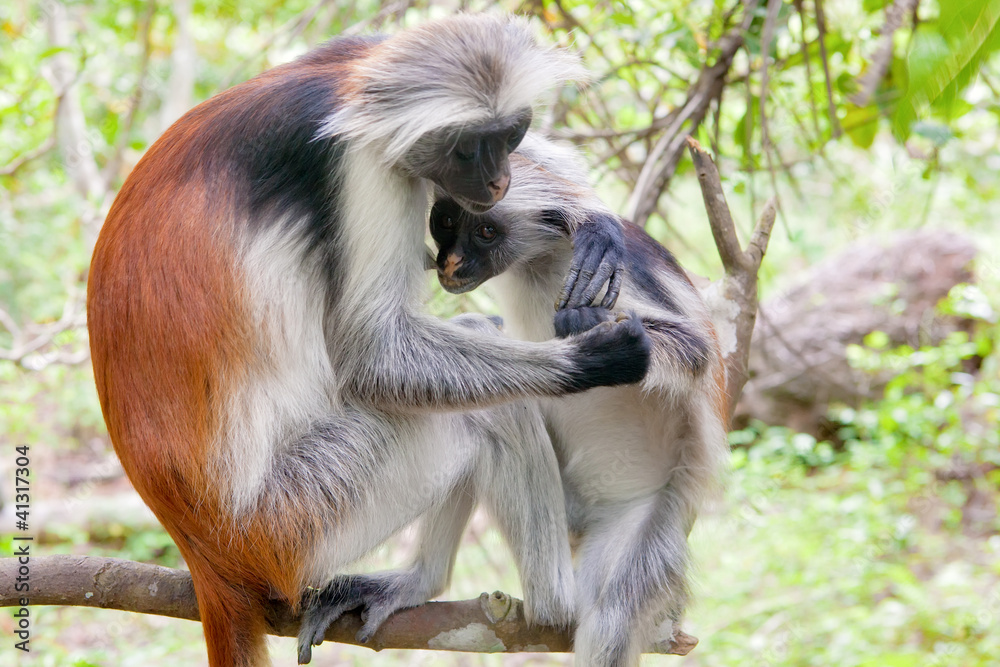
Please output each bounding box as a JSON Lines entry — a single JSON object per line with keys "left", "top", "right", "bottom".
{"left": 429, "top": 134, "right": 729, "bottom": 666}
{"left": 87, "top": 16, "right": 650, "bottom": 667}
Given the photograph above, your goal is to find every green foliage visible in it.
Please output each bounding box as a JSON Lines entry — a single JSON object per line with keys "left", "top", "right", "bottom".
{"left": 2, "top": 1, "right": 999, "bottom": 665}
{"left": 891, "top": 0, "right": 1000, "bottom": 139}
{"left": 837, "top": 284, "right": 1000, "bottom": 477}
{"left": 701, "top": 286, "right": 1000, "bottom": 667}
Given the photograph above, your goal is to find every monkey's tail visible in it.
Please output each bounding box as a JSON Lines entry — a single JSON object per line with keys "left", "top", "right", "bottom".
{"left": 186, "top": 551, "right": 272, "bottom": 667}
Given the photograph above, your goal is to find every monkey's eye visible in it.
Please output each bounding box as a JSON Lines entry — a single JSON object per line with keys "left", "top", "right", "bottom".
{"left": 438, "top": 215, "right": 454, "bottom": 230}
{"left": 476, "top": 224, "right": 497, "bottom": 242}
{"left": 507, "top": 124, "right": 528, "bottom": 151}
{"left": 453, "top": 140, "right": 477, "bottom": 162}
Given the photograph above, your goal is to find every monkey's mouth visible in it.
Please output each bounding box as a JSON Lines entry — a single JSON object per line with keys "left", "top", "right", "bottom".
{"left": 453, "top": 196, "right": 495, "bottom": 214}
{"left": 436, "top": 272, "right": 481, "bottom": 294}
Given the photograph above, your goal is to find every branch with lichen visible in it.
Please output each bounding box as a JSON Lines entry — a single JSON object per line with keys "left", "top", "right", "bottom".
{"left": 0, "top": 555, "right": 697, "bottom": 656}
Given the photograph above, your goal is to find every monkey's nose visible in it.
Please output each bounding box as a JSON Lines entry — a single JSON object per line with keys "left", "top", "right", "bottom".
{"left": 487, "top": 174, "right": 510, "bottom": 202}
{"left": 443, "top": 253, "right": 464, "bottom": 278}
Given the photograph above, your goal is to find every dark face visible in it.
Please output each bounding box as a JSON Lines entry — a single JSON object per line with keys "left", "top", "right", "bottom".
{"left": 429, "top": 197, "right": 510, "bottom": 293}
{"left": 408, "top": 110, "right": 531, "bottom": 213}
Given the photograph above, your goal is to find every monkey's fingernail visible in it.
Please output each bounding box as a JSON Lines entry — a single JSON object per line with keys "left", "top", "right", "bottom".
{"left": 615, "top": 312, "right": 628, "bottom": 322}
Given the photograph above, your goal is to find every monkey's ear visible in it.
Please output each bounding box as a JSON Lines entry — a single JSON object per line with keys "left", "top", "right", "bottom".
{"left": 540, "top": 210, "right": 570, "bottom": 233}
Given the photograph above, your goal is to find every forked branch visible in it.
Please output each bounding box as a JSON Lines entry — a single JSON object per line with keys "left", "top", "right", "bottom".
{"left": 687, "top": 136, "right": 777, "bottom": 420}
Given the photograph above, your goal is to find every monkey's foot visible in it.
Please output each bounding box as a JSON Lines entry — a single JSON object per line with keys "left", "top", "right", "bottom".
{"left": 297, "top": 572, "right": 427, "bottom": 663}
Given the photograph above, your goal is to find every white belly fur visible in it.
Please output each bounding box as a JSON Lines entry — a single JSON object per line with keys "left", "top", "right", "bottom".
{"left": 545, "top": 385, "right": 683, "bottom": 505}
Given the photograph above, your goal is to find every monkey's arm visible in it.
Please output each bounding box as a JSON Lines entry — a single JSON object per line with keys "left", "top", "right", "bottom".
{"left": 337, "top": 311, "right": 650, "bottom": 411}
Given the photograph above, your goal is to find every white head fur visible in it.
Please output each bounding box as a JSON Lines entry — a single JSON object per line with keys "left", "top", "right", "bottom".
{"left": 320, "top": 14, "right": 587, "bottom": 164}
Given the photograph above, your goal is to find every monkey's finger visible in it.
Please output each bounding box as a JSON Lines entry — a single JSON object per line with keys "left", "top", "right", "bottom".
{"left": 567, "top": 260, "right": 616, "bottom": 309}
{"left": 600, "top": 269, "right": 624, "bottom": 309}
{"left": 356, "top": 604, "right": 400, "bottom": 644}
{"left": 556, "top": 267, "right": 582, "bottom": 309}
{"left": 560, "top": 246, "right": 601, "bottom": 308}
{"left": 297, "top": 643, "right": 313, "bottom": 665}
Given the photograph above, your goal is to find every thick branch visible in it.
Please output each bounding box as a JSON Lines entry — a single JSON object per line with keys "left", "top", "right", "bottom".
{"left": 0, "top": 556, "right": 697, "bottom": 655}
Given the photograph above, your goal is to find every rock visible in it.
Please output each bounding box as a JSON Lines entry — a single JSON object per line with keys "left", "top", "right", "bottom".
{"left": 734, "top": 229, "right": 977, "bottom": 435}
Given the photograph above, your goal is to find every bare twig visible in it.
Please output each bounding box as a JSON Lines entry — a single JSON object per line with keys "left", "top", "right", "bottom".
{"left": 102, "top": 0, "right": 156, "bottom": 187}
{"left": 814, "top": 0, "right": 841, "bottom": 138}
{"left": 219, "top": 0, "right": 334, "bottom": 90}
{"left": 850, "top": 0, "right": 918, "bottom": 107}
{"left": 759, "top": 0, "right": 782, "bottom": 156}
{"left": 688, "top": 138, "right": 746, "bottom": 273}
{"left": 793, "top": 0, "right": 822, "bottom": 138}
{"left": 0, "top": 289, "right": 88, "bottom": 368}
{"left": 0, "top": 556, "right": 698, "bottom": 656}
{"left": 341, "top": 0, "right": 413, "bottom": 36}
{"left": 0, "top": 135, "right": 57, "bottom": 177}
{"left": 759, "top": 0, "right": 786, "bottom": 232}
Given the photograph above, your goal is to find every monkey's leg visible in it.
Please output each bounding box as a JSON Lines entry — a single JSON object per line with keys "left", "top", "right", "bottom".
{"left": 297, "top": 478, "right": 475, "bottom": 662}
{"left": 471, "top": 402, "right": 576, "bottom": 628}
{"left": 572, "top": 492, "right": 691, "bottom": 667}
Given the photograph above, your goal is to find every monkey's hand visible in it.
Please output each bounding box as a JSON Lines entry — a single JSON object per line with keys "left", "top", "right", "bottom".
{"left": 554, "top": 305, "right": 616, "bottom": 338}
{"left": 297, "top": 572, "right": 428, "bottom": 663}
{"left": 557, "top": 213, "right": 625, "bottom": 310}
{"left": 561, "top": 310, "right": 651, "bottom": 389}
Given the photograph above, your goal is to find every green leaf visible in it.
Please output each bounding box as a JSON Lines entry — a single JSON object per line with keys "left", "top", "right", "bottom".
{"left": 893, "top": 0, "right": 1000, "bottom": 139}
{"left": 734, "top": 96, "right": 758, "bottom": 167}
{"left": 862, "top": 0, "right": 890, "bottom": 14}
{"left": 38, "top": 46, "right": 71, "bottom": 60}
{"left": 843, "top": 105, "right": 879, "bottom": 148}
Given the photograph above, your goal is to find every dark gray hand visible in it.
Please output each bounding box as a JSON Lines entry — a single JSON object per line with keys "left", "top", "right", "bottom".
{"left": 557, "top": 213, "right": 625, "bottom": 310}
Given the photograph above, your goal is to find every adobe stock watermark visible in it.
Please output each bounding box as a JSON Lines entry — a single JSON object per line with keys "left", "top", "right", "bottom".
{"left": 11, "top": 444, "right": 33, "bottom": 653}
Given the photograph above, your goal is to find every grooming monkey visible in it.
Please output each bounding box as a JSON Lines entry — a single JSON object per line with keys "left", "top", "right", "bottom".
{"left": 429, "top": 134, "right": 729, "bottom": 666}
{"left": 87, "top": 16, "right": 651, "bottom": 667}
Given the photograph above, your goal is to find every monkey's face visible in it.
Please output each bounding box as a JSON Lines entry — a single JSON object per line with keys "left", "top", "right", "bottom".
{"left": 429, "top": 198, "right": 512, "bottom": 294}
{"left": 405, "top": 111, "right": 531, "bottom": 213}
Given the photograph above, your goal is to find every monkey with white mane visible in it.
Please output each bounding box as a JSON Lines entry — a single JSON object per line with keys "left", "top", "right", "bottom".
{"left": 88, "top": 16, "right": 650, "bottom": 667}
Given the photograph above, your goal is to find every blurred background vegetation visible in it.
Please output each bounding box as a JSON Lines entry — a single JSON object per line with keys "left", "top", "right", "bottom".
{"left": 1, "top": 0, "right": 998, "bottom": 665}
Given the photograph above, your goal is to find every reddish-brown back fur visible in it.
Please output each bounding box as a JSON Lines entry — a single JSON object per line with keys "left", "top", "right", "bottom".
{"left": 84, "top": 43, "right": 374, "bottom": 662}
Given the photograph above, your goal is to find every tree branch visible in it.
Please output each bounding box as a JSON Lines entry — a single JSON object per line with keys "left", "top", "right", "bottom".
{"left": 0, "top": 556, "right": 697, "bottom": 656}
{"left": 813, "top": 0, "right": 842, "bottom": 138}
{"left": 0, "top": 135, "right": 57, "bottom": 177}
{"left": 686, "top": 137, "right": 776, "bottom": 421}
{"left": 850, "top": 0, "right": 918, "bottom": 107}
{"left": 102, "top": 0, "right": 157, "bottom": 187}
{"left": 44, "top": 1, "right": 104, "bottom": 200}
{"left": 624, "top": 0, "right": 755, "bottom": 227}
